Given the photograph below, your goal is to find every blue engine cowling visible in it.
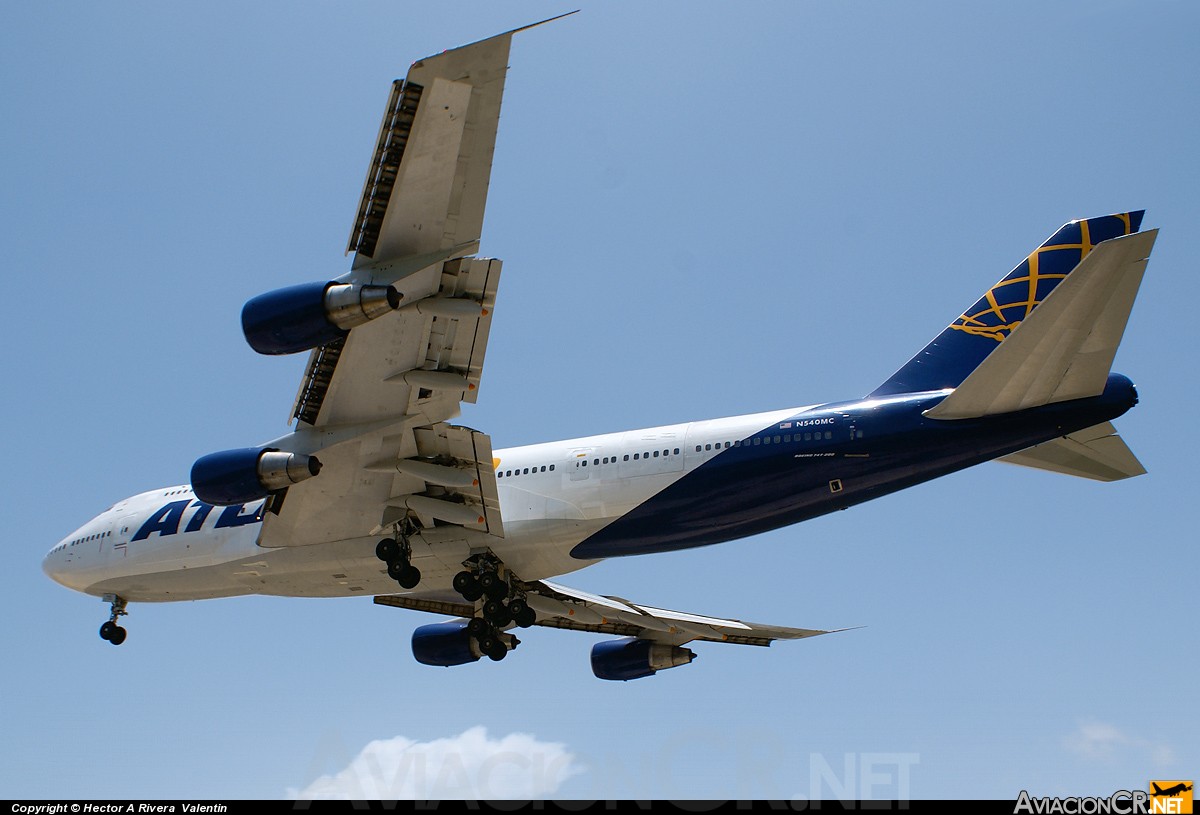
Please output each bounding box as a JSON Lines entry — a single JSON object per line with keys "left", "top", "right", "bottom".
{"left": 242, "top": 281, "right": 401, "bottom": 355}
{"left": 242, "top": 282, "right": 346, "bottom": 356}
{"left": 191, "top": 447, "right": 321, "bottom": 506}
{"left": 590, "top": 638, "right": 697, "bottom": 681}
{"left": 412, "top": 621, "right": 481, "bottom": 667}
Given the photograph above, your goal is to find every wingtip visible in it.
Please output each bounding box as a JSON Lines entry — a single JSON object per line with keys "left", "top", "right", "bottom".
{"left": 509, "top": 10, "right": 580, "bottom": 37}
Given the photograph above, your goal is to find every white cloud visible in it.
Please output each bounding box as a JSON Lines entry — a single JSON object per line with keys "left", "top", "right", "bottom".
{"left": 1063, "top": 720, "right": 1175, "bottom": 766}
{"left": 289, "top": 726, "right": 584, "bottom": 800}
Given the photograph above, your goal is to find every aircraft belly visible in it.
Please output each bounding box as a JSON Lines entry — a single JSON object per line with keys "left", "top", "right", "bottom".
{"left": 571, "top": 387, "right": 1135, "bottom": 559}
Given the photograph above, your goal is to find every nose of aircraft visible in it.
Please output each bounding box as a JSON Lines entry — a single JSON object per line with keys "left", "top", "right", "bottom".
{"left": 43, "top": 545, "right": 62, "bottom": 583}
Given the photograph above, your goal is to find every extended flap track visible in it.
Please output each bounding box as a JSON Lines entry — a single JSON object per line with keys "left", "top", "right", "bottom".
{"left": 347, "top": 80, "right": 425, "bottom": 258}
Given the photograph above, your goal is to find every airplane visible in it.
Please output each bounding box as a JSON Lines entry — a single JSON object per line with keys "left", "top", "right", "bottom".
{"left": 1152, "top": 783, "right": 1193, "bottom": 798}
{"left": 43, "top": 20, "right": 1157, "bottom": 680}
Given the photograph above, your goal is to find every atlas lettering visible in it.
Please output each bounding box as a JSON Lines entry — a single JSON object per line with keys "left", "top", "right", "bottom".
{"left": 132, "top": 500, "right": 263, "bottom": 541}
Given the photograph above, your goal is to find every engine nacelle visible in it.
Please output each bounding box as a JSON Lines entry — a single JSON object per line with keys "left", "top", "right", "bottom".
{"left": 241, "top": 281, "right": 401, "bottom": 355}
{"left": 590, "top": 638, "right": 696, "bottom": 681}
{"left": 190, "top": 448, "right": 322, "bottom": 506}
{"left": 412, "top": 621, "right": 481, "bottom": 667}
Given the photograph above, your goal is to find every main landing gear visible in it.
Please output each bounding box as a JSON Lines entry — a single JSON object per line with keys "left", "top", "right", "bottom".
{"left": 99, "top": 594, "right": 128, "bottom": 645}
{"left": 376, "top": 526, "right": 421, "bottom": 589}
{"left": 452, "top": 553, "right": 536, "bottom": 662}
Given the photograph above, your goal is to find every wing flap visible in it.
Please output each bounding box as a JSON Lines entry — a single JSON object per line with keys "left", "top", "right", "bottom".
{"left": 926, "top": 230, "right": 1156, "bottom": 420}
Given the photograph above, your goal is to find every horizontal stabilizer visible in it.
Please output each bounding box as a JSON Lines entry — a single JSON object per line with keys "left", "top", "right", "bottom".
{"left": 925, "top": 230, "right": 1156, "bottom": 420}
{"left": 997, "top": 422, "right": 1146, "bottom": 481}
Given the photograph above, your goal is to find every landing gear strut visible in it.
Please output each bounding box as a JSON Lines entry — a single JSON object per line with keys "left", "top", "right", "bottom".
{"left": 99, "top": 594, "right": 128, "bottom": 645}
{"left": 376, "top": 523, "right": 420, "bottom": 589}
{"left": 451, "top": 553, "right": 537, "bottom": 662}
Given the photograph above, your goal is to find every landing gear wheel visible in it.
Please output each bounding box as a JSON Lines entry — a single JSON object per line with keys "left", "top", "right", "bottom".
{"left": 461, "top": 584, "right": 484, "bottom": 603}
{"left": 478, "top": 635, "right": 500, "bottom": 656}
{"left": 397, "top": 565, "right": 421, "bottom": 589}
{"left": 482, "top": 599, "right": 511, "bottom": 627}
{"left": 467, "top": 618, "right": 490, "bottom": 639}
{"left": 453, "top": 571, "right": 479, "bottom": 596}
{"left": 387, "top": 559, "right": 407, "bottom": 579}
{"left": 100, "top": 621, "right": 116, "bottom": 641}
{"left": 485, "top": 642, "right": 507, "bottom": 661}
{"left": 508, "top": 598, "right": 528, "bottom": 617}
{"left": 478, "top": 572, "right": 508, "bottom": 600}
{"left": 108, "top": 626, "right": 127, "bottom": 646}
{"left": 376, "top": 539, "right": 398, "bottom": 562}
{"left": 513, "top": 607, "right": 536, "bottom": 629}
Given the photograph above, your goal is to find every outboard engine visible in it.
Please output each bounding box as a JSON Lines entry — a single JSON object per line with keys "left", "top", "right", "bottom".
{"left": 242, "top": 281, "right": 401, "bottom": 355}
{"left": 191, "top": 448, "right": 321, "bottom": 506}
{"left": 590, "top": 638, "right": 696, "bottom": 681}
{"left": 412, "top": 621, "right": 481, "bottom": 667}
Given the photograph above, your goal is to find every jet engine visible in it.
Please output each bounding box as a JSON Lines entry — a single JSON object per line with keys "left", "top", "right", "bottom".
{"left": 411, "top": 621, "right": 481, "bottom": 667}
{"left": 590, "top": 638, "right": 696, "bottom": 681}
{"left": 241, "top": 281, "right": 401, "bottom": 355}
{"left": 190, "top": 448, "right": 321, "bottom": 506}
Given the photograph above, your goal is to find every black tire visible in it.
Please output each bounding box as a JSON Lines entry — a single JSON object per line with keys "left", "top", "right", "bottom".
{"left": 467, "top": 618, "right": 490, "bottom": 639}
{"left": 508, "top": 598, "right": 528, "bottom": 617}
{"left": 479, "top": 572, "right": 508, "bottom": 600}
{"left": 108, "top": 626, "right": 127, "bottom": 646}
{"left": 461, "top": 584, "right": 484, "bottom": 603}
{"left": 397, "top": 565, "right": 421, "bottom": 589}
{"left": 478, "top": 635, "right": 499, "bottom": 655}
{"left": 452, "top": 571, "right": 477, "bottom": 596}
{"left": 485, "top": 640, "right": 508, "bottom": 661}
{"left": 514, "top": 607, "right": 537, "bottom": 629}
{"left": 99, "top": 621, "right": 115, "bottom": 641}
{"left": 376, "top": 539, "right": 398, "bottom": 562}
{"left": 482, "top": 599, "right": 505, "bottom": 620}
{"left": 387, "top": 559, "right": 407, "bottom": 579}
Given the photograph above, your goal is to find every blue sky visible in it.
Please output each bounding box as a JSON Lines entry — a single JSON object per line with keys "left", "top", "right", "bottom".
{"left": 3, "top": 0, "right": 1196, "bottom": 800}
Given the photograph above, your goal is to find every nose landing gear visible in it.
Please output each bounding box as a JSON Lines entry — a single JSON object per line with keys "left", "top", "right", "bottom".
{"left": 99, "top": 594, "right": 128, "bottom": 645}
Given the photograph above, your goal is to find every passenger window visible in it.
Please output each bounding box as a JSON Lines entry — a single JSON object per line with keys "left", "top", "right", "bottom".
{"left": 705, "top": 444, "right": 711, "bottom": 451}
{"left": 753, "top": 438, "right": 761, "bottom": 446}
{"left": 824, "top": 431, "right": 832, "bottom": 439}
{"left": 763, "top": 437, "right": 771, "bottom": 445}
{"left": 523, "top": 468, "right": 529, "bottom": 474}
{"left": 634, "top": 453, "right": 640, "bottom": 460}
{"left": 734, "top": 440, "right": 742, "bottom": 447}
{"left": 549, "top": 465, "right": 555, "bottom": 471}
{"left": 623, "top": 454, "right": 629, "bottom": 461}
{"left": 653, "top": 451, "right": 659, "bottom": 458}
{"left": 674, "top": 448, "right": 680, "bottom": 455}
{"left": 773, "top": 435, "right": 781, "bottom": 443}
{"left": 783, "top": 435, "right": 791, "bottom": 442}
{"left": 804, "top": 433, "right": 812, "bottom": 441}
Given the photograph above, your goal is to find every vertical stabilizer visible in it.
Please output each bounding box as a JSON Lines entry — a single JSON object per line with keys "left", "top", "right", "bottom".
{"left": 869, "top": 211, "right": 1144, "bottom": 397}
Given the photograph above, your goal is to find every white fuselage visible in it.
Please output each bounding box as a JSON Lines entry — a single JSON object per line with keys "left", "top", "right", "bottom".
{"left": 44, "top": 407, "right": 803, "bottom": 604}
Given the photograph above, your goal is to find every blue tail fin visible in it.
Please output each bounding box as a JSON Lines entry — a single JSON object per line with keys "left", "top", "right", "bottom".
{"left": 869, "top": 211, "right": 1145, "bottom": 397}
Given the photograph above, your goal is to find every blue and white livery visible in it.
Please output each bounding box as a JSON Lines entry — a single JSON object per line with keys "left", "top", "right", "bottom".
{"left": 44, "top": 22, "right": 1155, "bottom": 680}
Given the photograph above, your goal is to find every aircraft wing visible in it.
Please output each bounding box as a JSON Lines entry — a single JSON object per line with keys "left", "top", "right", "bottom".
{"left": 376, "top": 579, "right": 844, "bottom": 647}
{"left": 254, "top": 29, "right": 529, "bottom": 547}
